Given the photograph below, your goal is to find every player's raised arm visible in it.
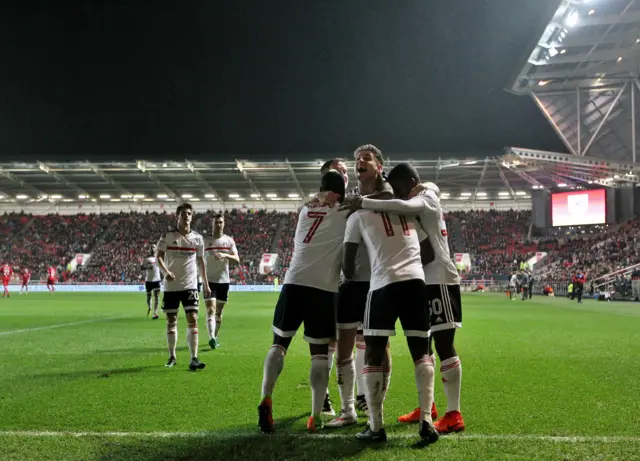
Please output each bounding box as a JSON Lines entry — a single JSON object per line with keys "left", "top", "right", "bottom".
{"left": 342, "top": 213, "right": 362, "bottom": 280}
{"left": 361, "top": 196, "right": 426, "bottom": 216}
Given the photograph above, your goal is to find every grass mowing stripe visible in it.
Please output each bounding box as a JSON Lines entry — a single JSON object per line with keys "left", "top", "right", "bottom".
{"left": 0, "top": 316, "right": 132, "bottom": 336}
{"left": 0, "top": 431, "right": 638, "bottom": 443}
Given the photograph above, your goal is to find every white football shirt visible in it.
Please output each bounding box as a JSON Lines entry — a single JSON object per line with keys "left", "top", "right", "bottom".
{"left": 344, "top": 210, "right": 424, "bottom": 291}
{"left": 156, "top": 230, "right": 204, "bottom": 292}
{"left": 142, "top": 256, "right": 161, "bottom": 282}
{"left": 204, "top": 234, "right": 237, "bottom": 284}
{"left": 284, "top": 202, "right": 347, "bottom": 293}
{"left": 362, "top": 190, "right": 460, "bottom": 285}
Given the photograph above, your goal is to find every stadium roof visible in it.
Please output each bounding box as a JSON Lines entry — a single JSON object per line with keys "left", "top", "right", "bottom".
{"left": 508, "top": 0, "right": 640, "bottom": 164}
{"left": 0, "top": 153, "right": 637, "bottom": 207}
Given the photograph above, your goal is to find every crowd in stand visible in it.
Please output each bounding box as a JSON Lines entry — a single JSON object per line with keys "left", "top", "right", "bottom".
{"left": 1, "top": 208, "right": 639, "bottom": 287}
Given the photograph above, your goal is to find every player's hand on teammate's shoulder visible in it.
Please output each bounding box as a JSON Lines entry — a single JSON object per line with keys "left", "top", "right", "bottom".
{"left": 408, "top": 183, "right": 427, "bottom": 199}
{"left": 338, "top": 195, "right": 363, "bottom": 212}
{"left": 165, "top": 271, "right": 176, "bottom": 281}
{"left": 213, "top": 251, "right": 225, "bottom": 260}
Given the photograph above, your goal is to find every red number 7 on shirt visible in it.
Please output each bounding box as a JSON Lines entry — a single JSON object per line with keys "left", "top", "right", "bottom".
{"left": 303, "top": 211, "right": 327, "bottom": 243}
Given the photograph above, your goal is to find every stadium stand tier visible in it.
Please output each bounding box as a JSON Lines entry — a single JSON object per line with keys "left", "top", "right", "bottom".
{"left": 2, "top": 209, "right": 638, "bottom": 294}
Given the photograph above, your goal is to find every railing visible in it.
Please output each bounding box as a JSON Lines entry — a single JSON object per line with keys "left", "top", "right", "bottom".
{"left": 591, "top": 262, "right": 640, "bottom": 291}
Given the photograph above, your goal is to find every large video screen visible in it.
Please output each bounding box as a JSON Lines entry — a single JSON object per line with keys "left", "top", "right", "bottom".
{"left": 551, "top": 189, "right": 606, "bottom": 227}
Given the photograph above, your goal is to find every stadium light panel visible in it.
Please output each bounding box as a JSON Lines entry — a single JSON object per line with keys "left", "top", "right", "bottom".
{"left": 157, "top": 194, "right": 168, "bottom": 199}
{"left": 618, "top": 56, "right": 623, "bottom": 63}
{"left": 440, "top": 193, "right": 450, "bottom": 197}
{"left": 548, "top": 47, "right": 558, "bottom": 57}
{"left": 566, "top": 11, "right": 579, "bottom": 27}
{"left": 460, "top": 192, "right": 472, "bottom": 197}
{"left": 250, "top": 193, "right": 260, "bottom": 198}
{"left": 266, "top": 193, "right": 277, "bottom": 198}
{"left": 162, "top": 163, "right": 168, "bottom": 167}
{"left": 476, "top": 192, "right": 487, "bottom": 197}
{"left": 110, "top": 198, "right": 121, "bottom": 202}
{"left": 499, "top": 196, "right": 510, "bottom": 199}
{"left": 181, "top": 194, "right": 193, "bottom": 199}
{"left": 464, "top": 161, "right": 477, "bottom": 165}
{"left": 308, "top": 193, "right": 315, "bottom": 197}
{"left": 515, "top": 191, "right": 527, "bottom": 196}
{"left": 557, "top": 183, "right": 567, "bottom": 187}
{"left": 191, "top": 198, "right": 200, "bottom": 201}
{"left": 143, "top": 198, "right": 154, "bottom": 202}
{"left": 62, "top": 199, "right": 73, "bottom": 202}
{"left": 99, "top": 194, "right": 111, "bottom": 199}
{"left": 538, "top": 80, "right": 549, "bottom": 86}
{"left": 498, "top": 191, "right": 510, "bottom": 196}
{"left": 133, "top": 194, "right": 145, "bottom": 199}
{"left": 588, "top": 9, "right": 594, "bottom": 15}
{"left": 78, "top": 195, "right": 88, "bottom": 199}
{"left": 204, "top": 194, "right": 215, "bottom": 198}
{"left": 228, "top": 193, "right": 240, "bottom": 198}
{"left": 16, "top": 194, "right": 28, "bottom": 199}
{"left": 120, "top": 194, "right": 132, "bottom": 199}
{"left": 288, "top": 193, "right": 300, "bottom": 198}
{"left": 560, "top": 49, "right": 566, "bottom": 54}
{"left": 50, "top": 194, "right": 62, "bottom": 199}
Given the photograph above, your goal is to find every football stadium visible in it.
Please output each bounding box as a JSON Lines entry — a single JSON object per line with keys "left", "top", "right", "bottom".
{"left": 3, "top": 1, "right": 640, "bottom": 460}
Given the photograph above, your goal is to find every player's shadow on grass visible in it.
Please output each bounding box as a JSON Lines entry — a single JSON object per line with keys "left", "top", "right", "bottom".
{"left": 26, "top": 365, "right": 161, "bottom": 380}
{"left": 98, "top": 417, "right": 373, "bottom": 461}
{"left": 95, "top": 346, "right": 188, "bottom": 355}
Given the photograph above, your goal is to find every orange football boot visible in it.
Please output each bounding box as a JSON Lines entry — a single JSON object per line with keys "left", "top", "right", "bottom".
{"left": 397, "top": 402, "right": 438, "bottom": 423}
{"left": 306, "top": 415, "right": 324, "bottom": 432}
{"left": 434, "top": 410, "right": 465, "bottom": 434}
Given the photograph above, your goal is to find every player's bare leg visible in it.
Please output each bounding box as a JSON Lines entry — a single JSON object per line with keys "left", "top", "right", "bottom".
{"left": 327, "top": 327, "right": 358, "bottom": 427}
{"left": 407, "top": 336, "right": 439, "bottom": 445}
{"left": 432, "top": 329, "right": 464, "bottom": 434}
{"left": 205, "top": 299, "right": 218, "bottom": 349}
{"left": 146, "top": 292, "right": 152, "bottom": 316}
{"left": 165, "top": 312, "right": 178, "bottom": 368}
{"left": 357, "top": 336, "right": 388, "bottom": 442}
{"left": 258, "top": 334, "right": 292, "bottom": 433}
{"left": 152, "top": 290, "right": 159, "bottom": 319}
{"left": 186, "top": 310, "right": 205, "bottom": 371}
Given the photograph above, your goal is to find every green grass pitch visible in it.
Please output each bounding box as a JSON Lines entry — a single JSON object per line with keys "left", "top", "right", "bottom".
{"left": 1, "top": 291, "right": 639, "bottom": 460}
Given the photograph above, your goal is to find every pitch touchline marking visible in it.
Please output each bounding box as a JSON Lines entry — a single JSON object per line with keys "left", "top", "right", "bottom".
{"left": 0, "top": 431, "right": 638, "bottom": 443}
{"left": 0, "top": 316, "right": 132, "bottom": 336}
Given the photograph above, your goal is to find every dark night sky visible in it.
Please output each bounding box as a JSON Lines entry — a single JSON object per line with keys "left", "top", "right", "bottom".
{"left": 0, "top": 0, "right": 566, "bottom": 161}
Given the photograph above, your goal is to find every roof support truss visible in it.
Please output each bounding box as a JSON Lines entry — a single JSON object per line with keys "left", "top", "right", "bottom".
{"left": 285, "top": 158, "right": 306, "bottom": 198}
{"left": 235, "top": 159, "right": 265, "bottom": 205}
{"left": 37, "top": 161, "right": 91, "bottom": 198}
{"left": 84, "top": 162, "right": 133, "bottom": 197}
{"left": 581, "top": 82, "right": 628, "bottom": 157}
{"left": 0, "top": 167, "right": 49, "bottom": 200}
{"left": 495, "top": 159, "right": 517, "bottom": 199}
{"left": 184, "top": 160, "right": 225, "bottom": 208}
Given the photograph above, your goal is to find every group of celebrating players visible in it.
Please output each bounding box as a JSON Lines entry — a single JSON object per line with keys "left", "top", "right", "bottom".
{"left": 1, "top": 264, "right": 58, "bottom": 298}
{"left": 143, "top": 144, "right": 464, "bottom": 445}
{"left": 257, "top": 145, "right": 464, "bottom": 444}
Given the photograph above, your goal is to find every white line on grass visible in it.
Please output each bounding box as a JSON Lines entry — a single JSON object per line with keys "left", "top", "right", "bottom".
{"left": 0, "top": 430, "right": 638, "bottom": 444}
{"left": 0, "top": 316, "right": 132, "bottom": 336}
